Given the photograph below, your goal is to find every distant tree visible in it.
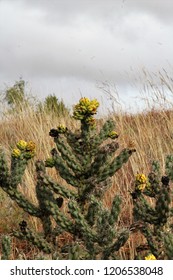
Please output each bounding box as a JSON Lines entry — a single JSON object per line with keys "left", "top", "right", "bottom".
{"left": 2, "top": 79, "right": 37, "bottom": 116}
{"left": 39, "top": 94, "right": 70, "bottom": 117}
{"left": 5, "top": 79, "right": 26, "bottom": 107}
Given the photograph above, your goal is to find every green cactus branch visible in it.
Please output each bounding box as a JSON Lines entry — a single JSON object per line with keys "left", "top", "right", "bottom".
{"left": 50, "top": 150, "right": 80, "bottom": 187}
{"left": 89, "top": 142, "right": 119, "bottom": 178}
{"left": 10, "top": 157, "right": 28, "bottom": 189}
{"left": 66, "top": 131, "right": 84, "bottom": 158}
{"left": 109, "top": 195, "right": 122, "bottom": 225}
{"left": 133, "top": 195, "right": 158, "bottom": 224}
{"left": 140, "top": 226, "right": 160, "bottom": 258}
{"left": 165, "top": 155, "right": 173, "bottom": 180}
{"left": 68, "top": 199, "right": 97, "bottom": 242}
{"left": 54, "top": 136, "right": 83, "bottom": 173}
{"left": 96, "top": 209, "right": 116, "bottom": 246}
{"left": 43, "top": 174, "right": 77, "bottom": 199}
{"left": 95, "top": 119, "right": 116, "bottom": 146}
{"left": 0, "top": 150, "right": 10, "bottom": 186}
{"left": 97, "top": 148, "right": 136, "bottom": 183}
{"left": 163, "top": 232, "right": 173, "bottom": 260}
{"left": 13, "top": 228, "right": 53, "bottom": 254}
{"left": 102, "top": 229, "right": 130, "bottom": 259}
{"left": 155, "top": 181, "right": 171, "bottom": 225}
{"left": 1, "top": 235, "right": 11, "bottom": 260}
{"left": 1, "top": 185, "right": 42, "bottom": 217}
{"left": 85, "top": 195, "right": 104, "bottom": 226}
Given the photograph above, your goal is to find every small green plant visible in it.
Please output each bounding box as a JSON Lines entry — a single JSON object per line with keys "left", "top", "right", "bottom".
{"left": 131, "top": 159, "right": 173, "bottom": 259}
{"left": 0, "top": 97, "right": 136, "bottom": 259}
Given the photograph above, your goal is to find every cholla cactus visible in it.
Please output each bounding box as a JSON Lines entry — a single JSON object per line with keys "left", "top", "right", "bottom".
{"left": 0, "top": 97, "right": 136, "bottom": 259}
{"left": 131, "top": 159, "right": 173, "bottom": 259}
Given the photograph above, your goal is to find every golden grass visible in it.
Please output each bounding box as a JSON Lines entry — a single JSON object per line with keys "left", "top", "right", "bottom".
{"left": 1, "top": 91, "right": 173, "bottom": 259}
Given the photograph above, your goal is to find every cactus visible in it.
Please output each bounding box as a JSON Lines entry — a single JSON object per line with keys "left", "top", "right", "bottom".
{"left": 131, "top": 158, "right": 173, "bottom": 259}
{"left": 0, "top": 97, "right": 136, "bottom": 259}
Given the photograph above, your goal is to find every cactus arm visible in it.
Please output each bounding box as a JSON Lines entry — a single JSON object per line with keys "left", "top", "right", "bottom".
{"left": 155, "top": 177, "right": 171, "bottom": 225}
{"left": 141, "top": 226, "right": 160, "bottom": 258}
{"left": 0, "top": 150, "right": 10, "bottom": 187}
{"left": 1, "top": 185, "right": 42, "bottom": 217}
{"left": 54, "top": 136, "right": 83, "bottom": 173}
{"left": 0, "top": 154, "right": 41, "bottom": 217}
{"left": 109, "top": 195, "right": 122, "bottom": 225}
{"left": 1, "top": 235, "right": 11, "bottom": 260}
{"left": 66, "top": 130, "right": 84, "bottom": 158}
{"left": 163, "top": 232, "right": 173, "bottom": 260}
{"left": 10, "top": 156, "right": 28, "bottom": 188}
{"left": 102, "top": 229, "right": 130, "bottom": 259}
{"left": 68, "top": 199, "right": 97, "bottom": 242}
{"left": 43, "top": 174, "right": 77, "bottom": 199}
{"left": 165, "top": 155, "right": 173, "bottom": 180}
{"left": 13, "top": 229, "right": 52, "bottom": 254}
{"left": 96, "top": 148, "right": 135, "bottom": 183}
{"left": 36, "top": 160, "right": 75, "bottom": 234}
{"left": 52, "top": 153, "right": 80, "bottom": 187}
{"left": 94, "top": 119, "right": 116, "bottom": 146}
{"left": 85, "top": 195, "right": 103, "bottom": 226}
{"left": 133, "top": 195, "right": 158, "bottom": 224}
{"left": 89, "top": 142, "right": 119, "bottom": 178}
{"left": 47, "top": 200, "right": 75, "bottom": 233}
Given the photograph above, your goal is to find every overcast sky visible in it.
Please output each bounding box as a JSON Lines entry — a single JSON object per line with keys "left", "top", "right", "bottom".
{"left": 0, "top": 0, "right": 173, "bottom": 113}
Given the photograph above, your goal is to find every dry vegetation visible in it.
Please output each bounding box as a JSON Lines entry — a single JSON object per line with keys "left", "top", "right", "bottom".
{"left": 1, "top": 74, "right": 173, "bottom": 259}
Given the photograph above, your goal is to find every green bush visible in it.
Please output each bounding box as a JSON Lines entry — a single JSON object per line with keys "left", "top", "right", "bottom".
{"left": 38, "top": 94, "right": 70, "bottom": 117}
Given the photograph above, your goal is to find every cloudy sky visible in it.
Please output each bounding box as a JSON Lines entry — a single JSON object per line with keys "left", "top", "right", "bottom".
{"left": 0, "top": 0, "right": 173, "bottom": 113}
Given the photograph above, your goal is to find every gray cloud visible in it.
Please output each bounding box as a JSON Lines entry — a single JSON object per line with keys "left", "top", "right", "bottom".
{"left": 0, "top": 0, "right": 173, "bottom": 112}
{"left": 6, "top": 0, "right": 173, "bottom": 24}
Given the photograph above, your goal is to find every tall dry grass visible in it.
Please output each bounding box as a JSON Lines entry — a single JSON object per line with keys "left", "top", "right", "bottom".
{"left": 1, "top": 72, "right": 173, "bottom": 259}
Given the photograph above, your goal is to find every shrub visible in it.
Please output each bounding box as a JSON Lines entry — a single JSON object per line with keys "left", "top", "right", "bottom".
{"left": 37, "top": 94, "right": 70, "bottom": 117}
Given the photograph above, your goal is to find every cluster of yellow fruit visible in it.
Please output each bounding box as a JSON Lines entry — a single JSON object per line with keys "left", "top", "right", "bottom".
{"left": 135, "top": 173, "right": 151, "bottom": 192}
{"left": 57, "top": 124, "right": 68, "bottom": 134}
{"left": 107, "top": 131, "right": 119, "bottom": 139}
{"left": 145, "top": 253, "right": 156, "bottom": 260}
{"left": 12, "top": 140, "right": 36, "bottom": 159}
{"left": 73, "top": 97, "right": 99, "bottom": 124}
